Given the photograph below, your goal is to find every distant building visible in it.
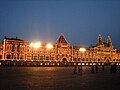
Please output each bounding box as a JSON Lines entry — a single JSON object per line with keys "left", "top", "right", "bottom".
{"left": 0, "top": 34, "right": 120, "bottom": 63}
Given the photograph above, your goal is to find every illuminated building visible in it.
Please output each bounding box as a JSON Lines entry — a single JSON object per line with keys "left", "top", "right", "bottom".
{"left": 0, "top": 34, "right": 120, "bottom": 64}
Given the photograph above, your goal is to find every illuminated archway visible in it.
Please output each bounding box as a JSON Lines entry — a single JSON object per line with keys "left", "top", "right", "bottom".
{"left": 62, "top": 58, "right": 67, "bottom": 62}
{"left": 61, "top": 57, "right": 68, "bottom": 65}
{"left": 104, "top": 57, "right": 111, "bottom": 65}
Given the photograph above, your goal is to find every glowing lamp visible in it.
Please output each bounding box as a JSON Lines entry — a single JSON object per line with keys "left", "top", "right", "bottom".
{"left": 30, "top": 42, "right": 41, "bottom": 48}
{"left": 79, "top": 48, "right": 86, "bottom": 52}
{"left": 33, "top": 42, "right": 41, "bottom": 48}
{"left": 30, "top": 42, "right": 33, "bottom": 47}
{"left": 46, "top": 44, "right": 53, "bottom": 49}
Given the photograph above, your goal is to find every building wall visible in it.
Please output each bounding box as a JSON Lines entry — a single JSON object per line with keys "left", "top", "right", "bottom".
{"left": 0, "top": 34, "right": 120, "bottom": 63}
{"left": 2, "top": 39, "right": 28, "bottom": 60}
{"left": 0, "top": 44, "right": 3, "bottom": 59}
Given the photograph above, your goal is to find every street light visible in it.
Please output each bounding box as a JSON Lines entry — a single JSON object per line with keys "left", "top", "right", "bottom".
{"left": 79, "top": 48, "right": 86, "bottom": 61}
{"left": 33, "top": 42, "right": 41, "bottom": 48}
{"left": 30, "top": 42, "right": 41, "bottom": 48}
{"left": 46, "top": 44, "right": 53, "bottom": 49}
{"left": 29, "top": 42, "right": 41, "bottom": 60}
{"left": 79, "top": 48, "right": 86, "bottom": 52}
{"left": 78, "top": 47, "right": 86, "bottom": 70}
{"left": 46, "top": 43, "right": 53, "bottom": 60}
{"left": 30, "top": 42, "right": 33, "bottom": 47}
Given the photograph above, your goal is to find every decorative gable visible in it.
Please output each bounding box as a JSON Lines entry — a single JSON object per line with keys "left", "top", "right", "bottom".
{"left": 56, "top": 33, "right": 68, "bottom": 44}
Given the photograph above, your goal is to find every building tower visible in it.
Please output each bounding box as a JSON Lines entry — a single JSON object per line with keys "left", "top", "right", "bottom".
{"left": 98, "top": 34, "right": 103, "bottom": 45}
{"left": 55, "top": 33, "right": 73, "bottom": 61}
{"left": 107, "top": 35, "right": 112, "bottom": 47}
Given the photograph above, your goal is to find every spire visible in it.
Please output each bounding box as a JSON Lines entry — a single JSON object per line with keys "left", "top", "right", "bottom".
{"left": 4, "top": 36, "right": 7, "bottom": 39}
{"left": 98, "top": 34, "right": 103, "bottom": 45}
{"left": 56, "top": 33, "right": 68, "bottom": 44}
{"left": 107, "top": 35, "right": 112, "bottom": 46}
{"left": 107, "top": 35, "right": 111, "bottom": 43}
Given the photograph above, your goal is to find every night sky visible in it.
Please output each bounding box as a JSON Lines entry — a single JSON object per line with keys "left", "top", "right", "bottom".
{"left": 0, "top": 0, "right": 120, "bottom": 49}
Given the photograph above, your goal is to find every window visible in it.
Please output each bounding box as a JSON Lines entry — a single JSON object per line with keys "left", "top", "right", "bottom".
{"left": 27, "top": 56, "right": 31, "bottom": 60}
{"left": 46, "top": 56, "right": 49, "bottom": 60}
{"left": 34, "top": 56, "right": 38, "bottom": 60}
{"left": 17, "top": 44, "right": 20, "bottom": 52}
{"left": 74, "top": 58, "right": 76, "bottom": 61}
{"left": 12, "top": 44, "right": 14, "bottom": 51}
{"left": 40, "top": 56, "right": 43, "bottom": 60}
{"left": 7, "top": 46, "right": 9, "bottom": 50}
{"left": 82, "top": 58, "right": 84, "bottom": 61}
{"left": 78, "top": 58, "right": 80, "bottom": 61}
{"left": 51, "top": 57, "right": 54, "bottom": 60}
{"left": 98, "top": 59, "right": 100, "bottom": 61}
{"left": 113, "top": 59, "right": 115, "bottom": 61}
{"left": 0, "top": 55, "right": 2, "bottom": 59}
{"left": 7, "top": 55, "right": 10, "bottom": 59}
{"left": 14, "top": 55, "right": 16, "bottom": 59}
{"left": 20, "top": 55, "right": 23, "bottom": 59}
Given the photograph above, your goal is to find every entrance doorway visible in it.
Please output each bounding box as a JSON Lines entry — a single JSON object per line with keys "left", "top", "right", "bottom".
{"left": 62, "top": 58, "right": 67, "bottom": 62}
{"left": 105, "top": 57, "right": 110, "bottom": 65}
{"left": 62, "top": 58, "right": 67, "bottom": 66}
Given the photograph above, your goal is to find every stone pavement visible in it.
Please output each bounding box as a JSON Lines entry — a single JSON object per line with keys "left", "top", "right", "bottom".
{"left": 0, "top": 66, "right": 120, "bottom": 90}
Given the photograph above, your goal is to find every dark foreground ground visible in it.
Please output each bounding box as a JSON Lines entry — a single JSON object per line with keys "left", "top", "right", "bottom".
{"left": 0, "top": 66, "right": 120, "bottom": 90}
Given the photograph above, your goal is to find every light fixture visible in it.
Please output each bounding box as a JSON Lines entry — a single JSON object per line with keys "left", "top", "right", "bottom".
{"left": 46, "top": 44, "right": 53, "bottom": 49}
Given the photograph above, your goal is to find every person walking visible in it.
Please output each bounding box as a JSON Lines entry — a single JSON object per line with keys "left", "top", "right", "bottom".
{"left": 78, "top": 66, "right": 83, "bottom": 75}
{"left": 78, "top": 66, "right": 81, "bottom": 73}
{"left": 95, "top": 65, "right": 98, "bottom": 73}
{"left": 102, "top": 65, "right": 104, "bottom": 72}
{"left": 73, "top": 66, "right": 77, "bottom": 74}
{"left": 91, "top": 65, "right": 94, "bottom": 73}
{"left": 110, "top": 64, "right": 113, "bottom": 72}
{"left": 114, "top": 63, "right": 117, "bottom": 72}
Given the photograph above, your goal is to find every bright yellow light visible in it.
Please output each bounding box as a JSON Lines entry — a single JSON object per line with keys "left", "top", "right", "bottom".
{"left": 30, "top": 42, "right": 33, "bottom": 47}
{"left": 46, "top": 44, "right": 53, "bottom": 49}
{"left": 30, "top": 42, "right": 41, "bottom": 48}
{"left": 33, "top": 42, "right": 41, "bottom": 48}
{"left": 79, "top": 48, "right": 86, "bottom": 52}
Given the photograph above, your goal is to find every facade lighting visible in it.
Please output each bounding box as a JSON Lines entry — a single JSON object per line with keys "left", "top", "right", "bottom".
{"left": 79, "top": 48, "right": 86, "bottom": 52}
{"left": 46, "top": 44, "right": 53, "bottom": 49}
{"left": 33, "top": 42, "right": 41, "bottom": 48}
{"left": 30, "top": 42, "right": 41, "bottom": 48}
{"left": 30, "top": 42, "right": 33, "bottom": 47}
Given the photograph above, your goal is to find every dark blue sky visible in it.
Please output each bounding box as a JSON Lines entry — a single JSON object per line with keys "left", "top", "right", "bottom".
{"left": 0, "top": 0, "right": 120, "bottom": 49}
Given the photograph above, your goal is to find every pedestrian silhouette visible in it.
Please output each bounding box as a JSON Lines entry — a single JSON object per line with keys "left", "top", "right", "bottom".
{"left": 81, "top": 65, "right": 82, "bottom": 71}
{"left": 78, "top": 66, "right": 83, "bottom": 75}
{"left": 73, "top": 66, "right": 77, "bottom": 74}
{"left": 102, "top": 65, "right": 104, "bottom": 72}
{"left": 95, "top": 65, "right": 98, "bottom": 73}
{"left": 111, "top": 63, "right": 117, "bottom": 73}
{"left": 91, "top": 65, "right": 94, "bottom": 73}
{"left": 110, "top": 65, "right": 113, "bottom": 72}
{"left": 78, "top": 66, "right": 81, "bottom": 73}
{"left": 114, "top": 63, "right": 116, "bottom": 72}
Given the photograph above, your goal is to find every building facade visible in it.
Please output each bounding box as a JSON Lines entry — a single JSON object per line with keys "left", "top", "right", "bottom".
{"left": 0, "top": 34, "right": 120, "bottom": 63}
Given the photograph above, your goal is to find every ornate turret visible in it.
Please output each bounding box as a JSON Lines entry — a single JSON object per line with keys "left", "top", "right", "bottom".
{"left": 98, "top": 34, "right": 103, "bottom": 45}
{"left": 107, "top": 35, "right": 112, "bottom": 47}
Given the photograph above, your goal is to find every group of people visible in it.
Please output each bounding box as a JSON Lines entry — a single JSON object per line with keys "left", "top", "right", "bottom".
{"left": 91, "top": 64, "right": 117, "bottom": 73}
{"left": 91, "top": 65, "right": 105, "bottom": 73}
{"left": 91, "top": 65, "right": 99, "bottom": 73}
{"left": 73, "top": 66, "right": 82, "bottom": 74}
{"left": 73, "top": 63, "right": 117, "bottom": 74}
{"left": 110, "top": 64, "right": 117, "bottom": 72}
